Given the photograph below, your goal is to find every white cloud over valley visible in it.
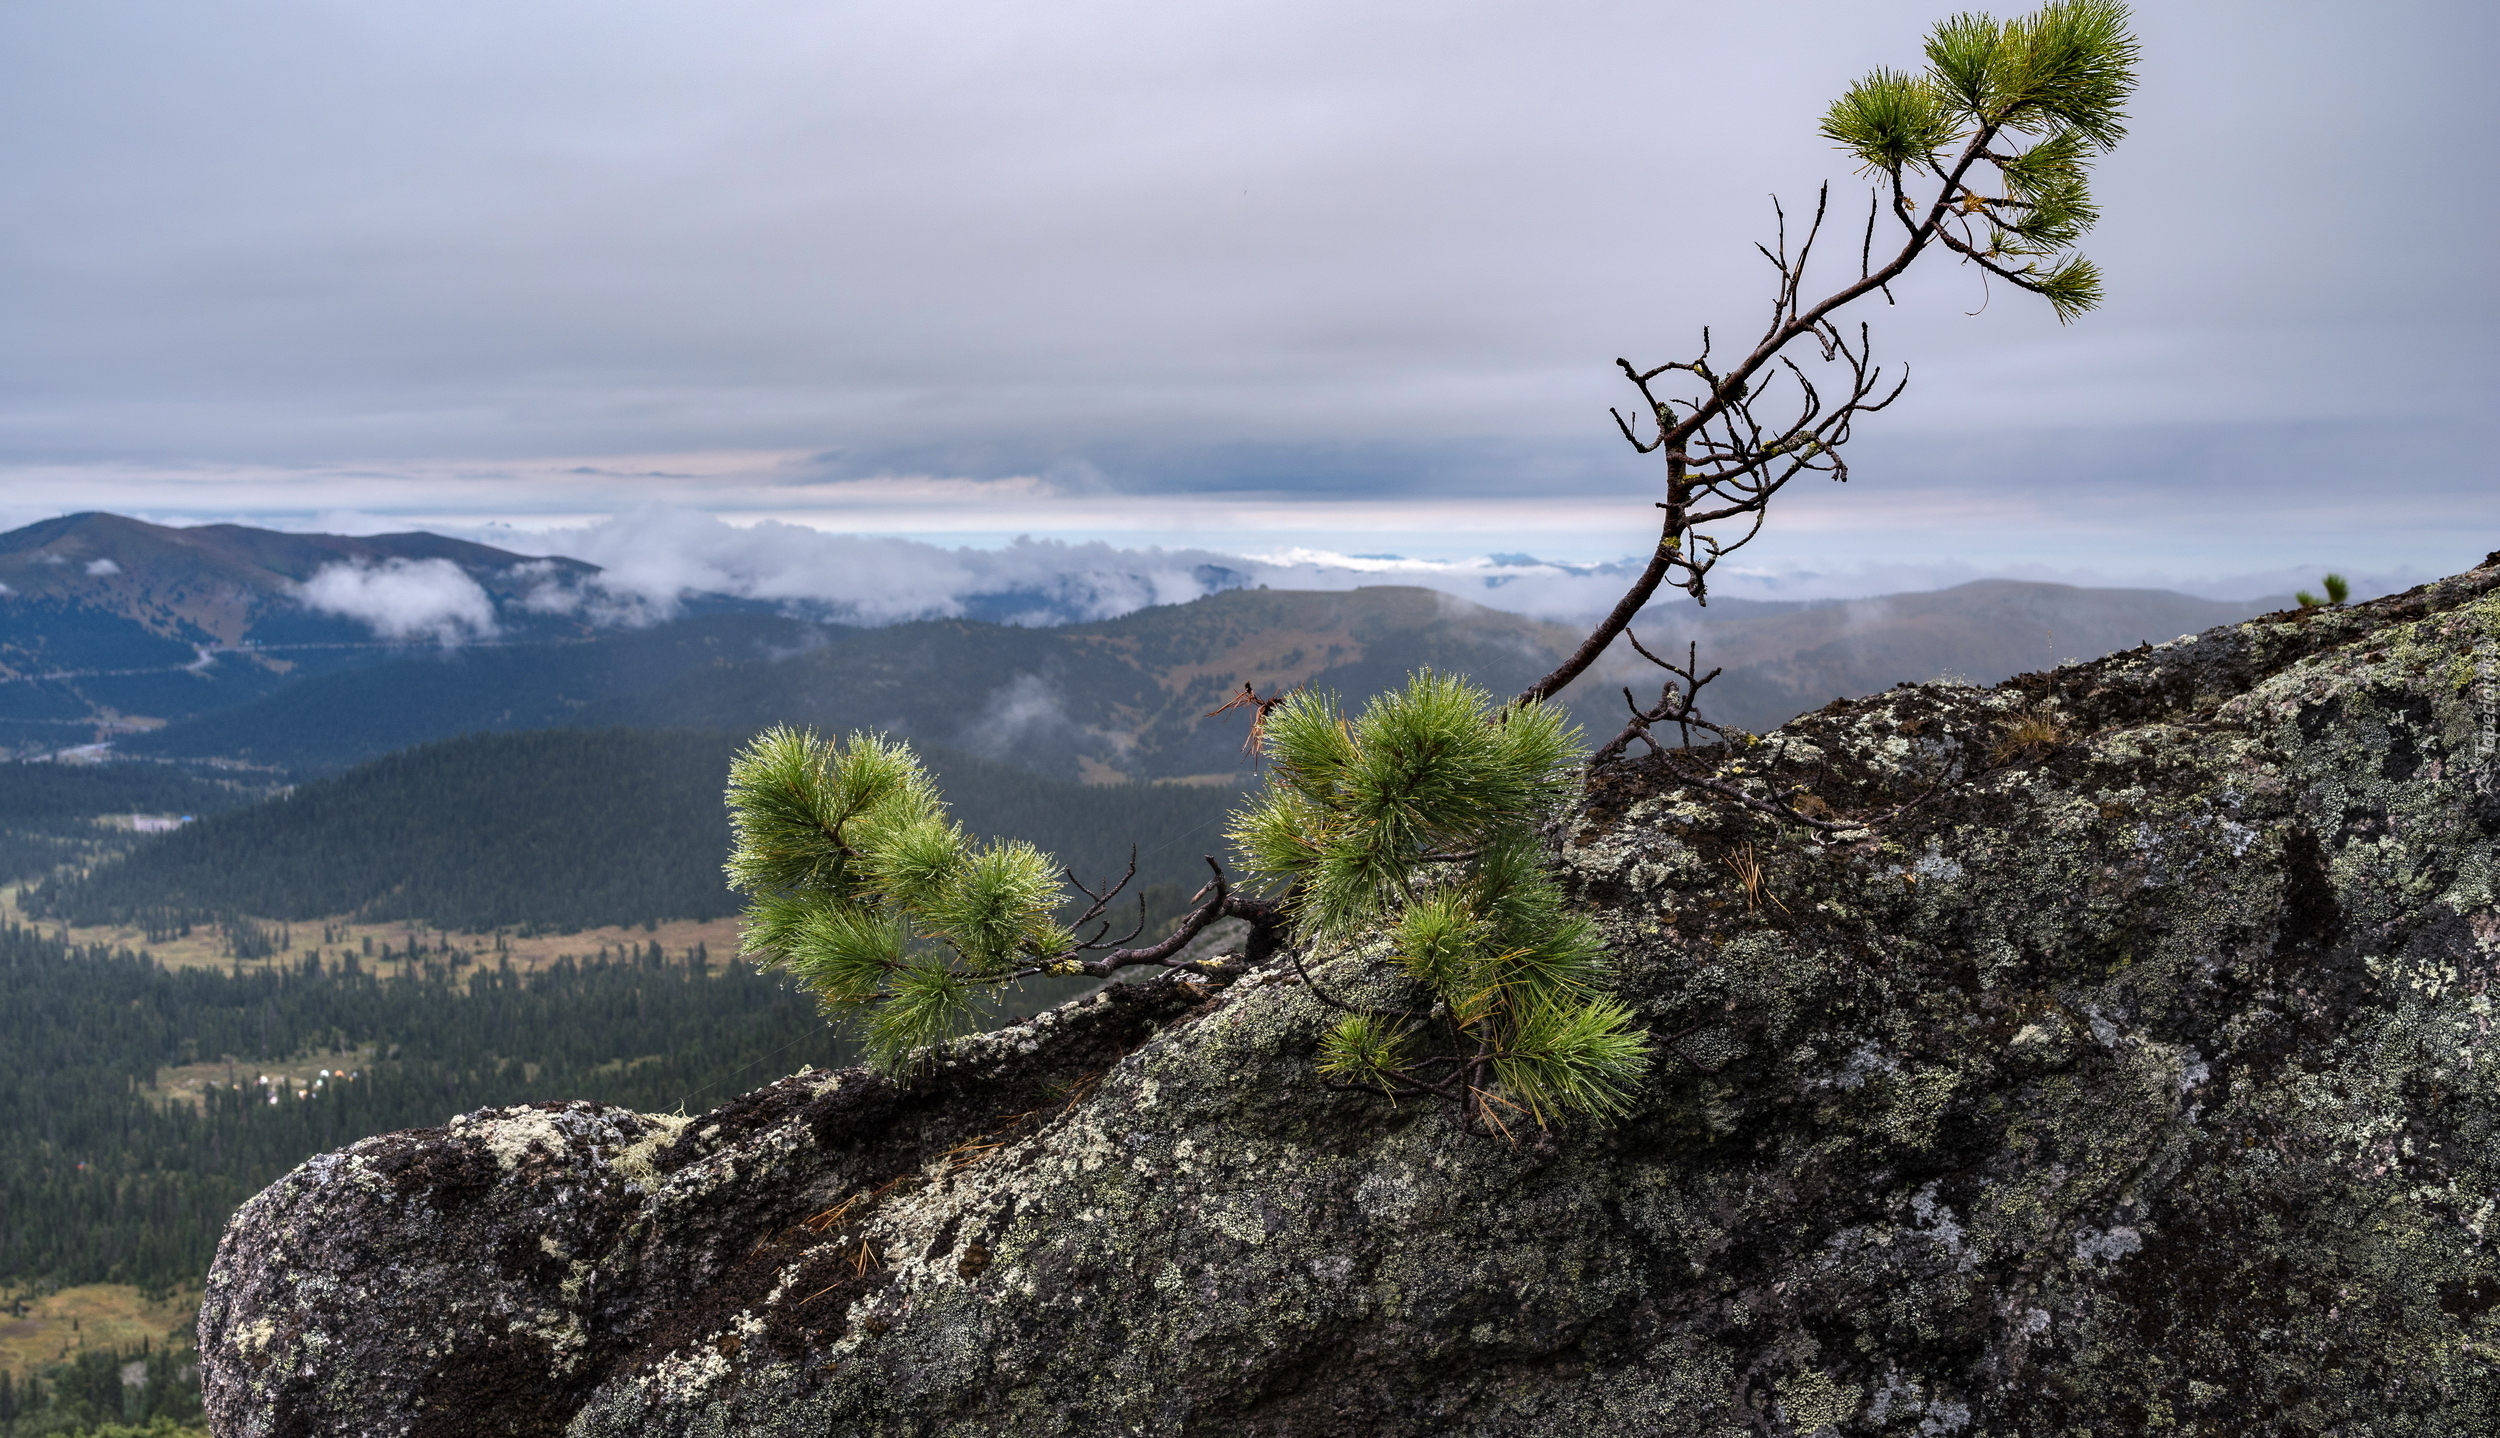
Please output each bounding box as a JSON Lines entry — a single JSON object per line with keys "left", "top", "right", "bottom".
{"left": 469, "top": 509, "right": 2394, "bottom": 637}
{"left": 296, "top": 558, "right": 499, "bottom": 644}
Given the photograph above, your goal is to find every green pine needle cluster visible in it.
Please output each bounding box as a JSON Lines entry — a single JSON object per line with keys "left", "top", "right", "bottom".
{"left": 1820, "top": 0, "right": 2138, "bottom": 320}
{"left": 2297, "top": 573, "right": 2352, "bottom": 609}
{"left": 724, "top": 727, "right": 1076, "bottom": 1071}
{"left": 1231, "top": 673, "right": 1650, "bottom": 1129}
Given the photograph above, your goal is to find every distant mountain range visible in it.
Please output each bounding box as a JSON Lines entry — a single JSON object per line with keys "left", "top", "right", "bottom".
{"left": 2, "top": 512, "right": 2289, "bottom": 780}
{"left": 0, "top": 512, "right": 616, "bottom": 750}
{"left": 0, "top": 510, "right": 600, "bottom": 649}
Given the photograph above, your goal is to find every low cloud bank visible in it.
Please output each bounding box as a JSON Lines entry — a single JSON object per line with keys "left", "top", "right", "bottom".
{"left": 486, "top": 509, "right": 1659, "bottom": 628}
{"left": 297, "top": 558, "right": 499, "bottom": 644}
{"left": 434, "top": 507, "right": 2393, "bottom": 638}
{"left": 500, "top": 510, "right": 1225, "bottom": 628}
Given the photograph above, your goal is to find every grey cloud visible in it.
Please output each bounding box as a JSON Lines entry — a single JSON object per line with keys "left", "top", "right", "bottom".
{"left": 505, "top": 510, "right": 1228, "bottom": 626}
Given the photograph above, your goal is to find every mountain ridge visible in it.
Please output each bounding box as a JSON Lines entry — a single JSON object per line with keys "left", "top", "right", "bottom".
{"left": 0, "top": 512, "right": 606, "bottom": 751}
{"left": 7, "top": 513, "right": 2280, "bottom": 787}
{"left": 93, "top": 577, "right": 2280, "bottom": 783}
{"left": 0, "top": 511, "right": 597, "bottom": 649}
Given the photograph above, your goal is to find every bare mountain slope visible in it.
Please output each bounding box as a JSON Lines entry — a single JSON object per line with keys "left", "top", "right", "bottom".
{"left": 591, "top": 585, "right": 1586, "bottom": 781}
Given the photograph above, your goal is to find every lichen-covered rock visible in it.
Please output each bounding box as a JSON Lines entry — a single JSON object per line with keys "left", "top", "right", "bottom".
{"left": 202, "top": 556, "right": 2500, "bottom": 1437}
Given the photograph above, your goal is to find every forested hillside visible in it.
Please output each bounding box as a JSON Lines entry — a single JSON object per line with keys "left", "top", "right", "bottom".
{"left": 109, "top": 613, "right": 815, "bottom": 776}
{"left": 0, "top": 921, "right": 857, "bottom": 1293}
{"left": 0, "top": 763, "right": 265, "bottom": 887}
{"left": 28, "top": 729, "right": 1240, "bottom": 934}
{"left": 112, "top": 586, "right": 1566, "bottom": 782}
{"left": 580, "top": 585, "right": 1590, "bottom": 782}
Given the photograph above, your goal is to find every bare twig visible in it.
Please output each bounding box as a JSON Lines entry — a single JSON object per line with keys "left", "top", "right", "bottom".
{"left": 1286, "top": 942, "right": 1429, "bottom": 1024}
{"left": 1062, "top": 847, "right": 1148, "bottom": 949}
{"left": 1657, "top": 1021, "right": 1730, "bottom": 1076}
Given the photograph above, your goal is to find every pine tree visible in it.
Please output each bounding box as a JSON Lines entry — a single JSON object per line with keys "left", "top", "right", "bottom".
{"left": 722, "top": 688, "right": 1650, "bottom": 1132}
{"left": 1523, "top": 0, "right": 2140, "bottom": 708}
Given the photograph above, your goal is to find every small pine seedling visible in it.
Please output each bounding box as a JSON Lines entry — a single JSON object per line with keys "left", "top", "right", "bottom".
{"left": 2296, "top": 573, "right": 2351, "bottom": 609}
{"left": 723, "top": 727, "right": 1076, "bottom": 1073}
{"left": 1230, "top": 672, "right": 1650, "bottom": 1134}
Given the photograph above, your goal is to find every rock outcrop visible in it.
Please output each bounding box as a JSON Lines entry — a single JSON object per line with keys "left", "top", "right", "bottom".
{"left": 202, "top": 557, "right": 2500, "bottom": 1436}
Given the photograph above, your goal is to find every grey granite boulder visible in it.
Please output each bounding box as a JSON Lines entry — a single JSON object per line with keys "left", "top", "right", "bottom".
{"left": 202, "top": 555, "right": 2500, "bottom": 1436}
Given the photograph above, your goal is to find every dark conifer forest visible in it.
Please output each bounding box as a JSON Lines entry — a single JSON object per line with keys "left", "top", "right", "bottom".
{"left": 1, "top": 726, "right": 1233, "bottom": 1331}
{"left": 0, "top": 921, "right": 858, "bottom": 1294}
{"left": 24, "top": 729, "right": 1240, "bottom": 935}
{"left": 0, "top": 764, "right": 261, "bottom": 888}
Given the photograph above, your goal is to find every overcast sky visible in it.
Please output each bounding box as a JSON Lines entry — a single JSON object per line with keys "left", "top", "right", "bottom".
{"left": 1, "top": 0, "right": 2491, "bottom": 595}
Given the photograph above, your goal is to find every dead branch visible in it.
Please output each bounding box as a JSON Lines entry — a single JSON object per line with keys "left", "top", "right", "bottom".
{"left": 999, "top": 857, "right": 1287, "bottom": 986}
{"left": 1061, "top": 847, "right": 1149, "bottom": 950}
{"left": 1594, "top": 633, "right": 1728, "bottom": 764}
